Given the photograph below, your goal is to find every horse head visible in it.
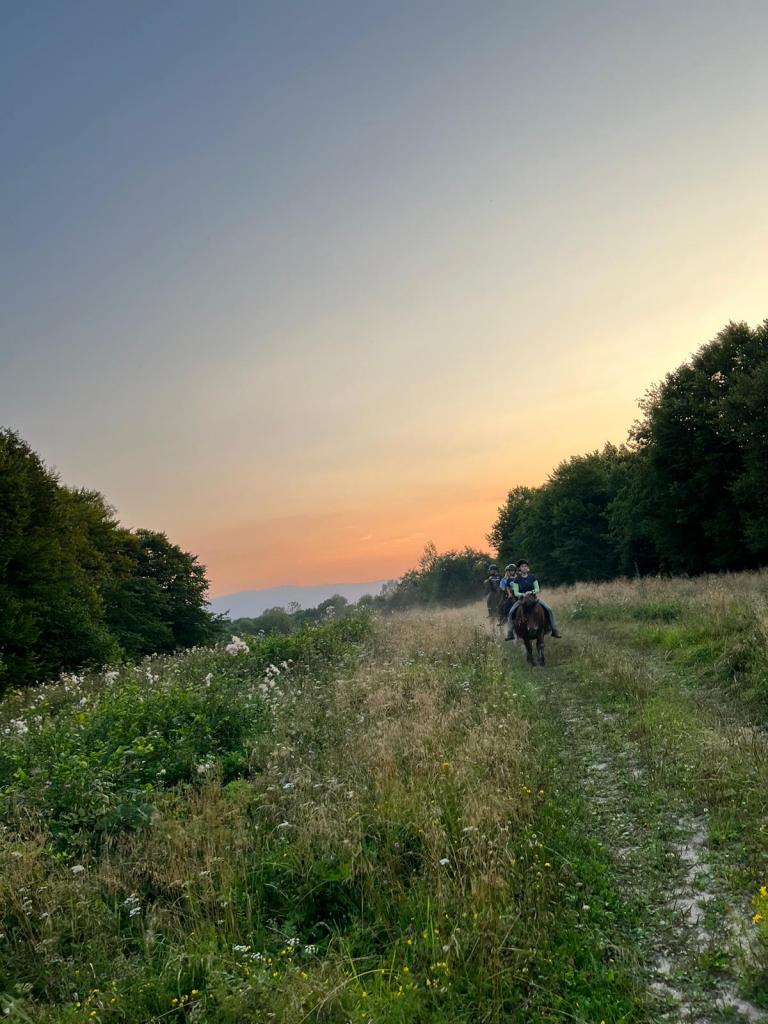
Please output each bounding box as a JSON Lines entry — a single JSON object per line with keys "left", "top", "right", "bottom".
{"left": 517, "top": 593, "right": 543, "bottom": 637}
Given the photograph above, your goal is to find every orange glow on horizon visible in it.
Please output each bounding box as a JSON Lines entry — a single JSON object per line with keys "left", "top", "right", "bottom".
{"left": 196, "top": 486, "right": 504, "bottom": 597}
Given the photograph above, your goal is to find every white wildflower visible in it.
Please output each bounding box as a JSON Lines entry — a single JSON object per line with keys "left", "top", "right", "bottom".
{"left": 438, "top": 858, "right": 450, "bottom": 866}
{"left": 225, "top": 636, "right": 250, "bottom": 655}
{"left": 71, "top": 864, "right": 85, "bottom": 874}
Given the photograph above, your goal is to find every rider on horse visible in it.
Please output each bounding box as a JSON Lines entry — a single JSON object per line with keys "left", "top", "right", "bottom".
{"left": 484, "top": 564, "right": 502, "bottom": 591}
{"left": 483, "top": 564, "right": 503, "bottom": 618}
{"left": 508, "top": 560, "right": 562, "bottom": 638}
{"left": 498, "top": 563, "right": 517, "bottom": 624}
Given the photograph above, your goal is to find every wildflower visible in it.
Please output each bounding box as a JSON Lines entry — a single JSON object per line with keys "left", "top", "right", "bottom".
{"left": 225, "top": 636, "right": 250, "bottom": 656}
{"left": 754, "top": 913, "right": 764, "bottom": 924}
{"left": 760, "top": 886, "right": 767, "bottom": 898}
{"left": 438, "top": 858, "right": 450, "bottom": 866}
{"left": 71, "top": 864, "right": 85, "bottom": 874}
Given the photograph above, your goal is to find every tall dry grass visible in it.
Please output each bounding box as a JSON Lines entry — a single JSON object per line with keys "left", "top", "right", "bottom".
{"left": 2, "top": 608, "right": 582, "bottom": 1023}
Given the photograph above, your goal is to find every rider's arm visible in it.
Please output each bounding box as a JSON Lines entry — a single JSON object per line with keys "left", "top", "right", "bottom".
{"left": 533, "top": 579, "right": 540, "bottom": 595}
{"left": 512, "top": 580, "right": 521, "bottom": 598}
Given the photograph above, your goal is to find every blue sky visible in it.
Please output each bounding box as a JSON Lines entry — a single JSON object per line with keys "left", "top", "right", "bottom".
{"left": 2, "top": 1, "right": 767, "bottom": 592}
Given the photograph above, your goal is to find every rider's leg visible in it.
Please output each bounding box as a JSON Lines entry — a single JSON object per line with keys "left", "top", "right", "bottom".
{"left": 504, "top": 601, "right": 520, "bottom": 640}
{"left": 538, "top": 600, "right": 562, "bottom": 637}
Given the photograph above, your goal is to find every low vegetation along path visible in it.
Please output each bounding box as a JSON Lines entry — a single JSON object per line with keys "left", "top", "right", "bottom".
{"left": 504, "top": 582, "right": 768, "bottom": 1022}
{"left": 2, "top": 581, "right": 768, "bottom": 1023}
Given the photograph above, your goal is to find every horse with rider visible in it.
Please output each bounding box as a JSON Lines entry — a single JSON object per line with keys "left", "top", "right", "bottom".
{"left": 483, "top": 559, "right": 562, "bottom": 665}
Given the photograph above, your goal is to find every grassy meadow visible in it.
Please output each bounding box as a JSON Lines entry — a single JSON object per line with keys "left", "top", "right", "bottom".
{"left": 2, "top": 573, "right": 768, "bottom": 1022}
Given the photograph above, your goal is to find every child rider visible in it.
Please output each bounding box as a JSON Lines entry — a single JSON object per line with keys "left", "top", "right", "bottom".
{"left": 509, "top": 560, "right": 562, "bottom": 638}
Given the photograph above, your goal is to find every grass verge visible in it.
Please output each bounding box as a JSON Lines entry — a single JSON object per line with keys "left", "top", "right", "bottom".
{"left": 2, "top": 609, "right": 648, "bottom": 1023}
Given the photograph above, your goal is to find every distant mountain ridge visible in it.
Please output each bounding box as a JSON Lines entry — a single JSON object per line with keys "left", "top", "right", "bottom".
{"left": 209, "top": 580, "right": 388, "bottom": 619}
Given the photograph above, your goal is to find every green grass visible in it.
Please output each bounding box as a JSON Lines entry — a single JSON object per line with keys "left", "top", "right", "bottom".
{"left": 547, "top": 573, "right": 768, "bottom": 1010}
{"left": 5, "top": 571, "right": 768, "bottom": 1022}
{"left": 1, "top": 609, "right": 648, "bottom": 1023}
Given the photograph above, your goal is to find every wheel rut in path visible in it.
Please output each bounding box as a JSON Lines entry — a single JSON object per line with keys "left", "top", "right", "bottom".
{"left": 508, "top": 639, "right": 767, "bottom": 1024}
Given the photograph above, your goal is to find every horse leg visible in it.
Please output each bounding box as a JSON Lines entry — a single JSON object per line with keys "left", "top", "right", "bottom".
{"left": 524, "top": 638, "right": 534, "bottom": 665}
{"left": 537, "top": 637, "right": 545, "bottom": 666}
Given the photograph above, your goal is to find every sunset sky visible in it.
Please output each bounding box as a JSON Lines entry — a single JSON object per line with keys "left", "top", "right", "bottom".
{"left": 3, "top": 1, "right": 767, "bottom": 596}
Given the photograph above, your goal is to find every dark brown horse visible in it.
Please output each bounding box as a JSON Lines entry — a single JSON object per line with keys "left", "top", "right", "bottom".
{"left": 513, "top": 593, "right": 549, "bottom": 666}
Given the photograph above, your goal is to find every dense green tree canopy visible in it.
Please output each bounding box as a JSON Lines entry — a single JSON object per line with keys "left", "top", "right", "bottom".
{"left": 490, "top": 321, "right": 768, "bottom": 583}
{"left": 0, "top": 430, "right": 221, "bottom": 690}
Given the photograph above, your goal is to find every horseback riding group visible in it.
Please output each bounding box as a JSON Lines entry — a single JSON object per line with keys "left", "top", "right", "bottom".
{"left": 483, "top": 560, "right": 561, "bottom": 666}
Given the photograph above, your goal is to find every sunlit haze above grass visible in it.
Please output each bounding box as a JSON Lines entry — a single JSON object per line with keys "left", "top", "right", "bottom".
{"left": 3, "top": 0, "right": 768, "bottom": 595}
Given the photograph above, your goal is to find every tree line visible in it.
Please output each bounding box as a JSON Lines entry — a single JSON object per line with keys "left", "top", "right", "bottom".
{"left": 227, "top": 593, "right": 363, "bottom": 637}
{"left": 227, "top": 544, "right": 494, "bottom": 634}
{"left": 0, "top": 430, "right": 221, "bottom": 691}
{"left": 4, "top": 319, "right": 765, "bottom": 676}
{"left": 489, "top": 320, "right": 768, "bottom": 584}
